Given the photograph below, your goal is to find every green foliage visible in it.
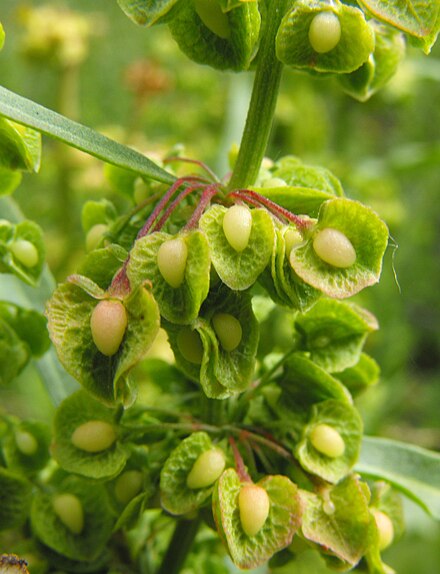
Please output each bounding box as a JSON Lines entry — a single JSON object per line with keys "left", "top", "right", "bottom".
{"left": 0, "top": 0, "right": 439, "bottom": 572}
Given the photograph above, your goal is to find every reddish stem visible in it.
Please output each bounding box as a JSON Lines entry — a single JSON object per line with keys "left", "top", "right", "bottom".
{"left": 231, "top": 189, "right": 313, "bottom": 231}
{"left": 108, "top": 261, "right": 131, "bottom": 298}
{"left": 164, "top": 156, "right": 219, "bottom": 183}
{"left": 229, "top": 436, "right": 252, "bottom": 483}
{"left": 137, "top": 176, "right": 203, "bottom": 239}
{"left": 184, "top": 184, "right": 221, "bottom": 230}
{"left": 152, "top": 183, "right": 205, "bottom": 232}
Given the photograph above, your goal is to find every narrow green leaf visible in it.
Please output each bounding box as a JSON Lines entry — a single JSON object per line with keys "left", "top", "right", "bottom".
{"left": 358, "top": 0, "right": 440, "bottom": 54}
{"left": 355, "top": 436, "right": 440, "bottom": 520}
{"left": 0, "top": 85, "right": 175, "bottom": 184}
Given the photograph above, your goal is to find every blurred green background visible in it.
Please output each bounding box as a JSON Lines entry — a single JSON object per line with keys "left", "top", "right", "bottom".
{"left": 1, "top": 1, "right": 439, "bottom": 572}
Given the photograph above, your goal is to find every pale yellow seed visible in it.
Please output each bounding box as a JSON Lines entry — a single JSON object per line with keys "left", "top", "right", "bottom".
{"left": 52, "top": 493, "right": 84, "bottom": 535}
{"left": 194, "top": 0, "right": 231, "bottom": 39}
{"left": 157, "top": 237, "right": 188, "bottom": 288}
{"left": 90, "top": 299, "right": 128, "bottom": 356}
{"left": 71, "top": 420, "right": 117, "bottom": 453}
{"left": 309, "top": 12, "right": 342, "bottom": 54}
{"left": 15, "top": 430, "right": 38, "bottom": 456}
{"left": 222, "top": 205, "right": 253, "bottom": 252}
{"left": 86, "top": 223, "right": 108, "bottom": 252}
{"left": 373, "top": 509, "right": 394, "bottom": 550}
{"left": 115, "top": 470, "right": 143, "bottom": 505}
{"left": 177, "top": 328, "right": 204, "bottom": 364}
{"left": 10, "top": 239, "right": 39, "bottom": 268}
{"left": 212, "top": 313, "right": 242, "bottom": 352}
{"left": 239, "top": 484, "right": 270, "bottom": 537}
{"left": 310, "top": 424, "right": 345, "bottom": 458}
{"left": 284, "top": 227, "right": 303, "bottom": 257}
{"left": 186, "top": 448, "right": 226, "bottom": 489}
{"left": 312, "top": 227, "right": 356, "bottom": 268}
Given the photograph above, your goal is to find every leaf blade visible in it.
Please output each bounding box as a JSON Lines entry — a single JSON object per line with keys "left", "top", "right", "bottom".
{"left": 0, "top": 85, "right": 175, "bottom": 185}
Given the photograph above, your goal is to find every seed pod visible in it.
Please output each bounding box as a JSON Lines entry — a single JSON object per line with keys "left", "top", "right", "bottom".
{"left": 309, "top": 424, "right": 345, "bottom": 458}
{"left": 222, "top": 205, "right": 253, "bottom": 252}
{"left": 86, "top": 223, "right": 108, "bottom": 252}
{"left": 177, "top": 328, "right": 204, "bottom": 364}
{"left": 186, "top": 448, "right": 226, "bottom": 489}
{"left": 114, "top": 470, "right": 143, "bottom": 505}
{"left": 239, "top": 484, "right": 270, "bottom": 537}
{"left": 157, "top": 237, "right": 188, "bottom": 288}
{"left": 71, "top": 420, "right": 117, "bottom": 453}
{"left": 15, "top": 430, "right": 38, "bottom": 456}
{"left": 10, "top": 239, "right": 39, "bottom": 268}
{"left": 90, "top": 299, "right": 128, "bottom": 356}
{"left": 373, "top": 509, "right": 394, "bottom": 550}
{"left": 212, "top": 313, "right": 242, "bottom": 352}
{"left": 52, "top": 493, "right": 84, "bottom": 535}
{"left": 312, "top": 227, "right": 356, "bottom": 268}
{"left": 194, "top": 0, "right": 231, "bottom": 39}
{"left": 309, "top": 12, "right": 341, "bottom": 54}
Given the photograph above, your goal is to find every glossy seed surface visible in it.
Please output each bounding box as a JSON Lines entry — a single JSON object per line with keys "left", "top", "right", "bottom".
{"left": 309, "top": 12, "right": 341, "bottom": 54}
{"left": 90, "top": 299, "right": 128, "bottom": 356}
{"left": 157, "top": 237, "right": 188, "bottom": 288}
{"left": 186, "top": 448, "right": 226, "bottom": 489}
{"left": 312, "top": 227, "right": 356, "bottom": 268}
{"left": 222, "top": 205, "right": 253, "bottom": 252}
{"left": 10, "top": 239, "right": 39, "bottom": 267}
{"left": 177, "top": 328, "right": 204, "bottom": 364}
{"left": 309, "top": 424, "right": 345, "bottom": 458}
{"left": 212, "top": 313, "right": 242, "bottom": 352}
{"left": 239, "top": 484, "right": 270, "bottom": 537}
{"left": 71, "top": 420, "right": 117, "bottom": 453}
{"left": 373, "top": 509, "right": 394, "bottom": 550}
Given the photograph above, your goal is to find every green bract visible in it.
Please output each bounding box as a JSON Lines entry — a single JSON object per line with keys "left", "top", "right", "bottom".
{"left": 127, "top": 230, "right": 210, "bottom": 325}
{"left": 117, "top": 0, "right": 180, "bottom": 26}
{"left": 0, "top": 219, "right": 45, "bottom": 286}
{"left": 30, "top": 475, "right": 114, "bottom": 561}
{"left": 51, "top": 391, "right": 127, "bottom": 479}
{"left": 3, "top": 420, "right": 51, "bottom": 474}
{"left": 0, "top": 117, "right": 41, "bottom": 172}
{"left": 165, "top": 289, "right": 259, "bottom": 398}
{"left": 294, "top": 299, "right": 379, "bottom": 372}
{"left": 200, "top": 205, "right": 275, "bottom": 291}
{"left": 255, "top": 156, "right": 344, "bottom": 218}
{"left": 296, "top": 399, "right": 363, "bottom": 483}
{"left": 46, "top": 279, "right": 160, "bottom": 405}
{"left": 339, "top": 22, "right": 406, "bottom": 102}
{"left": 290, "top": 198, "right": 389, "bottom": 298}
{"left": 259, "top": 224, "right": 321, "bottom": 311}
{"left": 160, "top": 432, "right": 224, "bottom": 515}
{"left": 276, "top": 0, "right": 375, "bottom": 74}
{"left": 0, "top": 467, "right": 33, "bottom": 530}
{"left": 358, "top": 0, "right": 440, "bottom": 54}
{"left": 213, "top": 469, "right": 302, "bottom": 569}
{"left": 301, "top": 474, "right": 371, "bottom": 566}
{"left": 335, "top": 352, "right": 380, "bottom": 396}
{"left": 168, "top": 1, "right": 261, "bottom": 71}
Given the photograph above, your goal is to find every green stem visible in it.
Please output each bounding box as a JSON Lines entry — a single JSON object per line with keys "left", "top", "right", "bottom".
{"left": 228, "top": 0, "right": 289, "bottom": 190}
{"left": 156, "top": 517, "right": 200, "bottom": 574}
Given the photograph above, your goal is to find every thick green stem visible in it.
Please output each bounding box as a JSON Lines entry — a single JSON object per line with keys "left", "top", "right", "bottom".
{"left": 228, "top": 0, "right": 289, "bottom": 190}
{"left": 156, "top": 517, "right": 200, "bottom": 574}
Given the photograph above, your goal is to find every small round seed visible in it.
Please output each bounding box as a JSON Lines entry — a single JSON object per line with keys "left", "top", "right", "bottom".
{"left": 309, "top": 424, "right": 345, "bottom": 458}
{"left": 186, "top": 448, "right": 226, "bottom": 489}
{"left": 239, "top": 484, "right": 270, "bottom": 537}
{"left": 71, "top": 420, "right": 117, "bottom": 453}
{"left": 15, "top": 430, "right": 38, "bottom": 456}
{"left": 10, "top": 239, "right": 39, "bottom": 267}
{"left": 212, "top": 313, "right": 242, "bottom": 352}
{"left": 157, "top": 237, "right": 188, "bottom": 289}
{"left": 312, "top": 227, "right": 356, "bottom": 268}
{"left": 90, "top": 299, "right": 128, "bottom": 356}
{"left": 115, "top": 470, "right": 143, "bottom": 505}
{"left": 177, "top": 328, "right": 204, "bottom": 364}
{"left": 309, "top": 12, "right": 342, "bottom": 54}
{"left": 52, "top": 493, "right": 84, "bottom": 535}
{"left": 373, "top": 509, "right": 394, "bottom": 550}
{"left": 222, "top": 205, "right": 253, "bottom": 252}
